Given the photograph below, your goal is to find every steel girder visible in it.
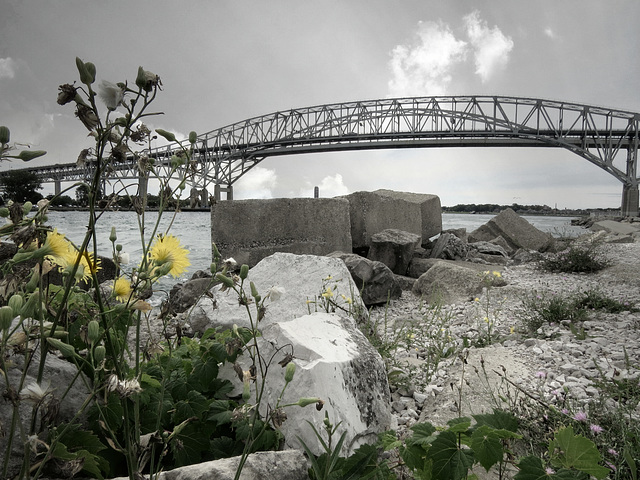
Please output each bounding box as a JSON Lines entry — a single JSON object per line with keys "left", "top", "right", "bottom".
{"left": 1, "top": 96, "right": 639, "bottom": 193}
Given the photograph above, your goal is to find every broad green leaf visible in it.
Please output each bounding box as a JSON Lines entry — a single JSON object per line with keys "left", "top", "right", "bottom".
{"left": 141, "top": 372, "right": 162, "bottom": 389}
{"left": 447, "top": 417, "right": 472, "bottom": 433}
{"left": 549, "top": 427, "right": 609, "bottom": 479}
{"left": 409, "top": 422, "right": 437, "bottom": 446}
{"left": 473, "top": 409, "right": 519, "bottom": 433}
{"left": 514, "top": 456, "right": 552, "bottom": 480}
{"left": 470, "top": 425, "right": 505, "bottom": 472}
{"left": 428, "top": 430, "right": 474, "bottom": 480}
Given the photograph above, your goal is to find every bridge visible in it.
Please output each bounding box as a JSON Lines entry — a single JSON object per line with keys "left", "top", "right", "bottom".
{"left": 1, "top": 95, "right": 638, "bottom": 215}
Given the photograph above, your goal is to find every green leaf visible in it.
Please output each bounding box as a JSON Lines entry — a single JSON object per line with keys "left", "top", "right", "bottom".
{"left": 409, "top": 422, "right": 437, "bottom": 446}
{"left": 514, "top": 456, "right": 553, "bottom": 480}
{"left": 549, "top": 427, "right": 609, "bottom": 479}
{"left": 141, "top": 372, "right": 162, "bottom": 389}
{"left": 428, "top": 430, "right": 474, "bottom": 480}
{"left": 173, "top": 390, "right": 210, "bottom": 423}
{"left": 446, "top": 417, "right": 472, "bottom": 433}
{"left": 473, "top": 409, "right": 519, "bottom": 433}
{"left": 471, "top": 425, "right": 505, "bottom": 472}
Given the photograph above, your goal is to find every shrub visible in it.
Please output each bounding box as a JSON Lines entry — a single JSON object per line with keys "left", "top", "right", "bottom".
{"left": 539, "top": 241, "right": 610, "bottom": 274}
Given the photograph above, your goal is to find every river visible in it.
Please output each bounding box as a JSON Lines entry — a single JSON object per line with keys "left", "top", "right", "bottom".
{"left": 43, "top": 210, "right": 584, "bottom": 284}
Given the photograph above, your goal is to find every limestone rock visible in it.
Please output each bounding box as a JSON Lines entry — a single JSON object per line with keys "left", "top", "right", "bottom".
{"left": 469, "top": 208, "right": 554, "bottom": 252}
{"left": 111, "top": 450, "right": 308, "bottom": 480}
{"left": 188, "top": 253, "right": 362, "bottom": 332}
{"left": 328, "top": 252, "right": 402, "bottom": 306}
{"left": 412, "top": 261, "right": 487, "bottom": 304}
{"left": 0, "top": 349, "right": 91, "bottom": 479}
{"left": 406, "top": 258, "right": 441, "bottom": 279}
{"left": 429, "top": 232, "right": 469, "bottom": 260}
{"left": 368, "top": 229, "right": 421, "bottom": 275}
{"left": 590, "top": 219, "right": 640, "bottom": 236}
{"left": 165, "top": 276, "right": 215, "bottom": 314}
{"left": 235, "top": 312, "right": 392, "bottom": 457}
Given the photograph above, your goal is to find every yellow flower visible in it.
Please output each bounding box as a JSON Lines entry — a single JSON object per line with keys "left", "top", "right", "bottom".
{"left": 149, "top": 234, "right": 190, "bottom": 278}
{"left": 41, "top": 229, "right": 72, "bottom": 262}
{"left": 492, "top": 271, "right": 502, "bottom": 278}
{"left": 321, "top": 286, "right": 333, "bottom": 299}
{"left": 112, "top": 277, "right": 132, "bottom": 302}
{"left": 60, "top": 249, "right": 101, "bottom": 284}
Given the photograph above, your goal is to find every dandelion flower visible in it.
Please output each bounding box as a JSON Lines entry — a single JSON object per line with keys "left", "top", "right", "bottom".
{"left": 41, "top": 228, "right": 72, "bottom": 262}
{"left": 112, "top": 277, "right": 132, "bottom": 302}
{"left": 62, "top": 250, "right": 101, "bottom": 284}
{"left": 149, "top": 234, "right": 190, "bottom": 278}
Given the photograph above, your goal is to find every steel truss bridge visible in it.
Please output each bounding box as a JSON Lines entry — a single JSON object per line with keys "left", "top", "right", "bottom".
{"left": 2, "top": 95, "right": 639, "bottom": 215}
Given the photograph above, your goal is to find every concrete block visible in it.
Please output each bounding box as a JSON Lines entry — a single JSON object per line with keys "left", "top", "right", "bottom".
{"left": 211, "top": 197, "right": 352, "bottom": 267}
{"left": 344, "top": 189, "right": 441, "bottom": 249}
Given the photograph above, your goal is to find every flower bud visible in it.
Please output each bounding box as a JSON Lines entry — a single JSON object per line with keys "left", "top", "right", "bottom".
{"left": 156, "top": 129, "right": 176, "bottom": 143}
{"left": 242, "top": 381, "right": 251, "bottom": 401}
{"left": 109, "top": 227, "right": 117, "bottom": 243}
{"left": 296, "top": 397, "right": 322, "bottom": 408}
{"left": 8, "top": 294, "right": 24, "bottom": 316}
{"left": 284, "top": 362, "right": 296, "bottom": 383}
{"left": 0, "top": 126, "right": 10, "bottom": 144}
{"left": 75, "top": 57, "right": 96, "bottom": 85}
{"left": 216, "top": 273, "right": 235, "bottom": 288}
{"left": 239, "top": 264, "right": 249, "bottom": 280}
{"left": 22, "top": 202, "right": 33, "bottom": 216}
{"left": 20, "top": 290, "right": 41, "bottom": 319}
{"left": 189, "top": 131, "right": 198, "bottom": 144}
{"left": 250, "top": 281, "right": 259, "bottom": 298}
{"left": 87, "top": 320, "right": 100, "bottom": 344}
{"left": 16, "top": 150, "right": 47, "bottom": 162}
{"left": 0, "top": 207, "right": 9, "bottom": 218}
{"left": 47, "top": 338, "right": 76, "bottom": 358}
{"left": 93, "top": 345, "right": 106, "bottom": 364}
{"left": 0, "top": 306, "right": 14, "bottom": 331}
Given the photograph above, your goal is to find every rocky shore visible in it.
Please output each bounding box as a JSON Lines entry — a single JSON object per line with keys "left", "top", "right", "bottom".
{"left": 373, "top": 240, "right": 640, "bottom": 441}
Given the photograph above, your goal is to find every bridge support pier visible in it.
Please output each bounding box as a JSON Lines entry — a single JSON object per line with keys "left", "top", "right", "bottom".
{"left": 54, "top": 180, "right": 61, "bottom": 197}
{"left": 621, "top": 184, "right": 639, "bottom": 217}
{"left": 214, "top": 184, "right": 233, "bottom": 201}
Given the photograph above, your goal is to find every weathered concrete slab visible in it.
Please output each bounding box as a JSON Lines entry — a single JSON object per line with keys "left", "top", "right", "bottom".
{"left": 368, "top": 229, "right": 421, "bottom": 275}
{"left": 343, "top": 190, "right": 441, "bottom": 249}
{"left": 590, "top": 219, "right": 640, "bottom": 236}
{"left": 211, "top": 197, "right": 352, "bottom": 267}
{"left": 469, "top": 208, "right": 553, "bottom": 252}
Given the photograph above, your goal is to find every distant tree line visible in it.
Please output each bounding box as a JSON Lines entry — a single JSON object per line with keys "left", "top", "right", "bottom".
{"left": 443, "top": 203, "right": 555, "bottom": 214}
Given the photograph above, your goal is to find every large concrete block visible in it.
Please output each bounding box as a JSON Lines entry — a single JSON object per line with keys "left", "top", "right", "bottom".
{"left": 344, "top": 189, "right": 441, "bottom": 249}
{"left": 469, "top": 208, "right": 553, "bottom": 252}
{"left": 211, "top": 197, "right": 352, "bottom": 266}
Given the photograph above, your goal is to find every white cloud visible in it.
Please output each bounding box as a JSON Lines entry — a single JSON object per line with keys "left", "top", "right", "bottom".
{"left": 0, "top": 57, "right": 16, "bottom": 79}
{"left": 388, "top": 20, "right": 467, "bottom": 97}
{"left": 463, "top": 11, "right": 514, "bottom": 82}
{"left": 544, "top": 27, "right": 556, "bottom": 39}
{"left": 234, "top": 166, "right": 277, "bottom": 199}
{"left": 300, "top": 173, "right": 349, "bottom": 198}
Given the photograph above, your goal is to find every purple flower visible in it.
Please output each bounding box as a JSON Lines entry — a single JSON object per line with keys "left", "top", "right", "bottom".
{"left": 608, "top": 448, "right": 618, "bottom": 457}
{"left": 573, "top": 411, "right": 588, "bottom": 422}
{"left": 545, "top": 467, "right": 555, "bottom": 474}
{"left": 590, "top": 424, "right": 603, "bottom": 434}
{"left": 561, "top": 408, "right": 569, "bottom": 415}
{"left": 606, "top": 461, "right": 617, "bottom": 472}
{"left": 535, "top": 371, "right": 547, "bottom": 379}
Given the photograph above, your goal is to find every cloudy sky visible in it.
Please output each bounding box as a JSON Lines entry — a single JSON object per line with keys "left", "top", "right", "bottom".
{"left": 1, "top": 0, "right": 639, "bottom": 209}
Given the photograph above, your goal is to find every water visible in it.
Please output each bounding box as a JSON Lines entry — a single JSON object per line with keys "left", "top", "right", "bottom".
{"left": 44, "top": 210, "right": 584, "bottom": 285}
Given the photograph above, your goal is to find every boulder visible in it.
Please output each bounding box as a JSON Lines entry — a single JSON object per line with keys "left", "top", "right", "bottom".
{"left": 164, "top": 275, "right": 215, "bottom": 315}
{"left": 210, "top": 197, "right": 352, "bottom": 267}
{"left": 343, "top": 190, "right": 441, "bottom": 250}
{"left": 367, "top": 229, "right": 421, "bottom": 275}
{"left": 429, "top": 232, "right": 469, "bottom": 260}
{"left": 406, "top": 257, "right": 441, "bottom": 279}
{"left": 468, "top": 241, "right": 509, "bottom": 258}
{"left": 328, "top": 252, "right": 402, "bottom": 306}
{"left": 469, "top": 208, "right": 554, "bottom": 252}
{"left": 0, "top": 348, "right": 91, "bottom": 479}
{"left": 412, "top": 261, "right": 504, "bottom": 304}
{"left": 111, "top": 450, "right": 308, "bottom": 480}
{"left": 234, "top": 312, "right": 392, "bottom": 457}
{"left": 187, "top": 253, "right": 362, "bottom": 333}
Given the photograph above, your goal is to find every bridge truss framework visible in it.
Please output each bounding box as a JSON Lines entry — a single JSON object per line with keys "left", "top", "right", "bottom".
{"left": 2, "top": 95, "right": 639, "bottom": 215}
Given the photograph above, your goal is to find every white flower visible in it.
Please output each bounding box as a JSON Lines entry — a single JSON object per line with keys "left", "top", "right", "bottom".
{"left": 118, "top": 252, "right": 130, "bottom": 265}
{"left": 98, "top": 80, "right": 125, "bottom": 110}
{"left": 106, "top": 374, "right": 142, "bottom": 397}
{"left": 223, "top": 257, "right": 237, "bottom": 267}
{"left": 36, "top": 199, "right": 49, "bottom": 211}
{"left": 20, "top": 381, "right": 53, "bottom": 404}
{"left": 266, "top": 286, "right": 285, "bottom": 302}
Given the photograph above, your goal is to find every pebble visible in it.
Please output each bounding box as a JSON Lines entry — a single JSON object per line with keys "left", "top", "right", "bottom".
{"left": 368, "top": 241, "right": 640, "bottom": 436}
